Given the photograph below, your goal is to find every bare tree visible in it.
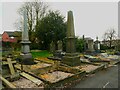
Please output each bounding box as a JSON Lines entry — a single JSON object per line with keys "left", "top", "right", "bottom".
{"left": 14, "top": 1, "right": 48, "bottom": 41}
{"left": 103, "top": 28, "right": 117, "bottom": 48}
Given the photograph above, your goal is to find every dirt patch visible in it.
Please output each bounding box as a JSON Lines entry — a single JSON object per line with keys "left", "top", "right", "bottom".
{"left": 39, "top": 71, "right": 74, "bottom": 83}
{"left": 74, "top": 64, "right": 100, "bottom": 73}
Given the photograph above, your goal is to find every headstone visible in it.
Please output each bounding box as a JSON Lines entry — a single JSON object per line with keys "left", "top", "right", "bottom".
{"left": 50, "top": 41, "right": 55, "bottom": 53}
{"left": 20, "top": 9, "right": 34, "bottom": 65}
{"left": 94, "top": 36, "right": 100, "bottom": 52}
{"left": 85, "top": 38, "right": 94, "bottom": 52}
{"left": 62, "top": 11, "right": 81, "bottom": 66}
{"left": 57, "top": 40, "right": 63, "bottom": 51}
{"left": 53, "top": 40, "right": 63, "bottom": 58}
{"left": 48, "top": 41, "right": 62, "bottom": 60}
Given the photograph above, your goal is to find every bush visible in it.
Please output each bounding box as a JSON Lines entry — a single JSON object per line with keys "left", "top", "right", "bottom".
{"left": 100, "top": 44, "right": 109, "bottom": 50}
{"left": 30, "top": 43, "right": 40, "bottom": 50}
{"left": 76, "top": 38, "right": 84, "bottom": 52}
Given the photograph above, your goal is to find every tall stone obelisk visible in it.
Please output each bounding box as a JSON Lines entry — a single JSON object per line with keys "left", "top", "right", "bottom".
{"left": 20, "top": 9, "right": 34, "bottom": 65}
{"left": 62, "top": 11, "right": 81, "bottom": 66}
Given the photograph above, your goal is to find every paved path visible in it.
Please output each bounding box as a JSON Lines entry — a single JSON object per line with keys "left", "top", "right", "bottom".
{"left": 73, "top": 64, "right": 119, "bottom": 88}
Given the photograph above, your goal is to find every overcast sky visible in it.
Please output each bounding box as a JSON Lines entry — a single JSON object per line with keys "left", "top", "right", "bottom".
{"left": 1, "top": 1, "right": 118, "bottom": 41}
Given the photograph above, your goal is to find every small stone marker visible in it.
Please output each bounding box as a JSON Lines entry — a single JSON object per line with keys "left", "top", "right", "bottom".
{"left": 57, "top": 40, "right": 63, "bottom": 51}
{"left": 50, "top": 41, "right": 55, "bottom": 53}
{"left": 85, "top": 38, "right": 94, "bottom": 52}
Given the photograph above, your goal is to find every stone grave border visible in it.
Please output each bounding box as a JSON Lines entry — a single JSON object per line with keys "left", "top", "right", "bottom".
{"left": 18, "top": 63, "right": 86, "bottom": 88}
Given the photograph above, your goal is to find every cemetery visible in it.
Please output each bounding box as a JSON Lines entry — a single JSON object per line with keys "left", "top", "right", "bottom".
{"left": 1, "top": 9, "right": 120, "bottom": 89}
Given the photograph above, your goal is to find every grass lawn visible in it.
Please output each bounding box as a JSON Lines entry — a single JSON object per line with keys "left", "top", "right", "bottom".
{"left": 1, "top": 50, "right": 53, "bottom": 59}
{"left": 31, "top": 50, "right": 53, "bottom": 58}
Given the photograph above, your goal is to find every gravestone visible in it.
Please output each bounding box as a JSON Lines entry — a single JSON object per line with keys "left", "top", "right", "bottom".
{"left": 1, "top": 54, "right": 20, "bottom": 80}
{"left": 62, "top": 11, "right": 81, "bottom": 66}
{"left": 50, "top": 41, "right": 55, "bottom": 53}
{"left": 85, "top": 38, "right": 94, "bottom": 52}
{"left": 20, "top": 9, "right": 34, "bottom": 65}
{"left": 48, "top": 41, "right": 64, "bottom": 60}
{"left": 57, "top": 40, "right": 63, "bottom": 51}
{"left": 94, "top": 36, "right": 100, "bottom": 52}
{"left": 53, "top": 40, "right": 63, "bottom": 58}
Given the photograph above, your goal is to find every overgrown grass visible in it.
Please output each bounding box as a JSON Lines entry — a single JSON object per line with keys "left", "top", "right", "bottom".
{"left": 31, "top": 50, "right": 53, "bottom": 58}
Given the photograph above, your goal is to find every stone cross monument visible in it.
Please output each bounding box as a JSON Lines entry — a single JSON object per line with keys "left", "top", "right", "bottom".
{"left": 62, "top": 11, "right": 81, "bottom": 66}
{"left": 20, "top": 9, "right": 34, "bottom": 65}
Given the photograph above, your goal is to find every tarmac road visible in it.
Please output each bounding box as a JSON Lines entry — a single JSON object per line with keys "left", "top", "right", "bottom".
{"left": 73, "top": 64, "right": 119, "bottom": 88}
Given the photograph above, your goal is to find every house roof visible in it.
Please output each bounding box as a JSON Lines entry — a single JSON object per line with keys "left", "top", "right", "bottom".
{"left": 4, "top": 31, "right": 21, "bottom": 37}
{"left": 4, "top": 31, "right": 15, "bottom": 37}
{"left": 85, "top": 37, "right": 93, "bottom": 40}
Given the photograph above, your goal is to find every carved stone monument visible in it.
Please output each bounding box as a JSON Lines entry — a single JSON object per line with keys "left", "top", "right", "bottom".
{"left": 20, "top": 9, "right": 34, "bottom": 65}
{"left": 62, "top": 11, "right": 81, "bottom": 66}
{"left": 94, "top": 36, "right": 100, "bottom": 52}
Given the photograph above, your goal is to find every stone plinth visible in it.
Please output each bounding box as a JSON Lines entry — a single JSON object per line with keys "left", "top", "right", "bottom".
{"left": 63, "top": 53, "right": 80, "bottom": 66}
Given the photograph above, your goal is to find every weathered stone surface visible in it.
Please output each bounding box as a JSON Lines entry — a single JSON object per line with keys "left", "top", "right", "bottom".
{"left": 63, "top": 53, "right": 80, "bottom": 66}
{"left": 39, "top": 71, "right": 74, "bottom": 83}
{"left": 57, "top": 40, "right": 63, "bottom": 51}
{"left": 0, "top": 74, "right": 16, "bottom": 88}
{"left": 20, "top": 9, "right": 34, "bottom": 65}
{"left": 62, "top": 11, "right": 81, "bottom": 66}
{"left": 1, "top": 55, "right": 20, "bottom": 80}
{"left": 94, "top": 36, "right": 100, "bottom": 52}
{"left": 20, "top": 72, "right": 43, "bottom": 86}
{"left": 50, "top": 41, "right": 55, "bottom": 53}
{"left": 66, "top": 11, "right": 76, "bottom": 53}
{"left": 85, "top": 38, "right": 94, "bottom": 52}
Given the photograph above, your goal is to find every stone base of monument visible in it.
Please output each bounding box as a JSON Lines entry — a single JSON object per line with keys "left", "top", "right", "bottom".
{"left": 48, "top": 50, "right": 65, "bottom": 61}
{"left": 53, "top": 50, "right": 63, "bottom": 58}
{"left": 9, "top": 72, "right": 20, "bottom": 81}
{"left": 20, "top": 53, "right": 35, "bottom": 65}
{"left": 62, "top": 53, "right": 81, "bottom": 66}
